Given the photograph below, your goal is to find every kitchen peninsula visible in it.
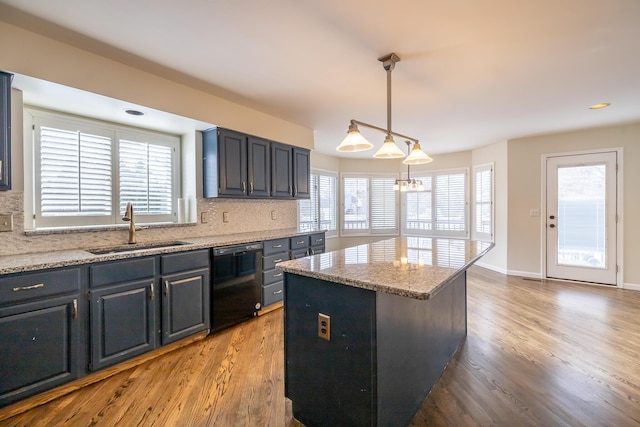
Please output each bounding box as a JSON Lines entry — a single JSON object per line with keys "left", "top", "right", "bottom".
{"left": 277, "top": 236, "right": 493, "bottom": 427}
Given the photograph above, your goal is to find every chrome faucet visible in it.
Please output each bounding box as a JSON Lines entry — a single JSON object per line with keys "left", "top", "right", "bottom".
{"left": 122, "top": 202, "right": 137, "bottom": 244}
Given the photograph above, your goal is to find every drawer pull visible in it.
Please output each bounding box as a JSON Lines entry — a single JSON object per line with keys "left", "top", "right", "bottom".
{"left": 273, "top": 272, "right": 283, "bottom": 278}
{"left": 150, "top": 283, "right": 155, "bottom": 300}
{"left": 273, "top": 289, "right": 283, "bottom": 295}
{"left": 12, "top": 283, "right": 45, "bottom": 292}
{"left": 72, "top": 299, "right": 78, "bottom": 319}
{"left": 316, "top": 238, "right": 324, "bottom": 242}
{"left": 297, "top": 240, "right": 305, "bottom": 244}
{"left": 273, "top": 244, "right": 283, "bottom": 248}
{"left": 273, "top": 258, "right": 283, "bottom": 263}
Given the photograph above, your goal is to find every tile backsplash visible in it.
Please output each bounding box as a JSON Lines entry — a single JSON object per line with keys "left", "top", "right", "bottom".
{"left": 0, "top": 191, "right": 298, "bottom": 257}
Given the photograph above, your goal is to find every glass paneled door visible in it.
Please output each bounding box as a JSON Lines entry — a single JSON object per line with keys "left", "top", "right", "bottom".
{"left": 545, "top": 152, "right": 617, "bottom": 285}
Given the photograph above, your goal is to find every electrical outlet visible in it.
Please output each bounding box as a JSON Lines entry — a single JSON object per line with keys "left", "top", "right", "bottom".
{"left": 200, "top": 212, "right": 208, "bottom": 223}
{"left": 0, "top": 214, "right": 13, "bottom": 232}
{"left": 318, "top": 313, "right": 330, "bottom": 341}
{"left": 271, "top": 210, "right": 277, "bottom": 220}
{"left": 223, "top": 212, "right": 230, "bottom": 223}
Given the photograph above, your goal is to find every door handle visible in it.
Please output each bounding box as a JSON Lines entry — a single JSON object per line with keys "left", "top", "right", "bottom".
{"left": 150, "top": 283, "right": 155, "bottom": 300}
{"left": 164, "top": 280, "right": 170, "bottom": 296}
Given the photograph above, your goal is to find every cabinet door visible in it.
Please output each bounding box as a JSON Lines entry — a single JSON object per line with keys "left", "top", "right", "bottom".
{"left": 89, "top": 279, "right": 156, "bottom": 371}
{"left": 161, "top": 268, "right": 210, "bottom": 345}
{"left": 292, "top": 147, "right": 310, "bottom": 199}
{"left": 0, "top": 71, "right": 11, "bottom": 191}
{"left": 218, "top": 128, "right": 248, "bottom": 197}
{"left": 247, "top": 136, "right": 271, "bottom": 197}
{"left": 0, "top": 295, "right": 80, "bottom": 406}
{"left": 271, "top": 142, "right": 293, "bottom": 198}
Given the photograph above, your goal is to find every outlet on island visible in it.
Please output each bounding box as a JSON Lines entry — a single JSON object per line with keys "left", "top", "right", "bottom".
{"left": 318, "top": 313, "right": 331, "bottom": 341}
{"left": 223, "top": 212, "right": 230, "bottom": 223}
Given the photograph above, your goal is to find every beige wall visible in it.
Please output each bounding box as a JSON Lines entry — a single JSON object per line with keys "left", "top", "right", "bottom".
{"left": 0, "top": 21, "right": 313, "bottom": 149}
{"left": 506, "top": 123, "right": 640, "bottom": 285}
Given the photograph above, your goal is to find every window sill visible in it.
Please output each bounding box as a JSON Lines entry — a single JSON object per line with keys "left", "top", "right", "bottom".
{"left": 24, "top": 221, "right": 197, "bottom": 237}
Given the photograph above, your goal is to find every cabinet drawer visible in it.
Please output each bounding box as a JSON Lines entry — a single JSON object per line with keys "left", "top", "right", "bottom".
{"left": 263, "top": 252, "right": 290, "bottom": 271}
{"left": 90, "top": 257, "right": 155, "bottom": 288}
{"left": 262, "top": 281, "right": 284, "bottom": 306}
{"left": 0, "top": 268, "right": 81, "bottom": 305}
{"left": 263, "top": 269, "right": 285, "bottom": 286}
{"left": 263, "top": 238, "right": 290, "bottom": 255}
{"left": 290, "top": 236, "right": 309, "bottom": 250}
{"left": 291, "top": 249, "right": 309, "bottom": 259}
{"left": 161, "top": 249, "right": 209, "bottom": 275}
{"left": 310, "top": 233, "right": 325, "bottom": 247}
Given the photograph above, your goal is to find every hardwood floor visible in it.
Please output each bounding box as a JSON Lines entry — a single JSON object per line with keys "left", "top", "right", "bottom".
{"left": 4, "top": 267, "right": 640, "bottom": 426}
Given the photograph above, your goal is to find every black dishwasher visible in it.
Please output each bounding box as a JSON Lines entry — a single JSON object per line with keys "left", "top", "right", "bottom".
{"left": 212, "top": 243, "right": 263, "bottom": 332}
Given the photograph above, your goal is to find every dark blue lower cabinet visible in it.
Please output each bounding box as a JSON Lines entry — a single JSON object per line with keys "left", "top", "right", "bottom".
{"left": 89, "top": 279, "right": 156, "bottom": 371}
{"left": 161, "top": 268, "right": 210, "bottom": 345}
{"left": 0, "top": 295, "right": 81, "bottom": 406}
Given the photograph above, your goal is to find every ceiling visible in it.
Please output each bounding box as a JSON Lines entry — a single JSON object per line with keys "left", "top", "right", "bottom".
{"left": 2, "top": 0, "right": 640, "bottom": 158}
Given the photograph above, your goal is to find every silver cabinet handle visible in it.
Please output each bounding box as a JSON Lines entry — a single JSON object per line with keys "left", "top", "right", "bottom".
{"left": 273, "top": 244, "right": 283, "bottom": 248}
{"left": 274, "top": 272, "right": 283, "bottom": 278}
{"left": 12, "top": 283, "right": 44, "bottom": 292}
{"left": 242, "top": 182, "right": 247, "bottom": 192}
{"left": 273, "top": 290, "right": 283, "bottom": 295}
{"left": 316, "top": 238, "right": 324, "bottom": 243}
{"left": 273, "top": 258, "right": 283, "bottom": 263}
{"left": 164, "top": 280, "right": 170, "bottom": 296}
{"left": 293, "top": 186, "right": 297, "bottom": 196}
{"left": 72, "top": 299, "right": 78, "bottom": 319}
{"left": 250, "top": 182, "right": 254, "bottom": 194}
{"left": 150, "top": 283, "right": 155, "bottom": 300}
{"left": 288, "top": 185, "right": 292, "bottom": 195}
{"left": 297, "top": 240, "right": 305, "bottom": 245}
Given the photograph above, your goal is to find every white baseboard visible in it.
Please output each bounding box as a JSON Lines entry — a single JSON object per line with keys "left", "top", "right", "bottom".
{"left": 506, "top": 270, "right": 542, "bottom": 279}
{"left": 473, "top": 262, "right": 507, "bottom": 275}
{"left": 624, "top": 283, "right": 640, "bottom": 291}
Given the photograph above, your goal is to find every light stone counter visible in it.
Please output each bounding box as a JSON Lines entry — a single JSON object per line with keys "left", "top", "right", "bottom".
{"left": 277, "top": 236, "right": 493, "bottom": 300}
{"left": 0, "top": 228, "right": 313, "bottom": 275}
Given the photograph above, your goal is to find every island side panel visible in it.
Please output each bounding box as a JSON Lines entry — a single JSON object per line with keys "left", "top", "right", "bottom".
{"left": 375, "top": 271, "right": 467, "bottom": 427}
{"left": 284, "top": 273, "right": 377, "bottom": 427}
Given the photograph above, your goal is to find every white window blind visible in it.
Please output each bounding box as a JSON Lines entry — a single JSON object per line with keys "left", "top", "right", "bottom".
{"left": 402, "top": 169, "right": 468, "bottom": 238}
{"left": 119, "top": 139, "right": 173, "bottom": 216}
{"left": 342, "top": 174, "right": 399, "bottom": 236}
{"left": 31, "top": 110, "right": 179, "bottom": 229}
{"left": 40, "top": 126, "right": 112, "bottom": 217}
{"left": 298, "top": 171, "right": 337, "bottom": 236}
{"left": 474, "top": 163, "right": 494, "bottom": 241}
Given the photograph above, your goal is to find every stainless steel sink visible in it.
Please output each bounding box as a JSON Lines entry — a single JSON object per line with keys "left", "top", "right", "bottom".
{"left": 87, "top": 241, "right": 192, "bottom": 255}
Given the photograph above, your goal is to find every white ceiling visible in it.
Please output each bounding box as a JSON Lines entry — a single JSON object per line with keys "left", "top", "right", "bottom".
{"left": 2, "top": 0, "right": 640, "bottom": 157}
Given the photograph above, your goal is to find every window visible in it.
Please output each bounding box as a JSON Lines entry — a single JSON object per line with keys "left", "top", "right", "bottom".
{"left": 474, "top": 163, "right": 494, "bottom": 241}
{"left": 342, "top": 174, "right": 398, "bottom": 236}
{"left": 298, "top": 170, "right": 337, "bottom": 236}
{"left": 402, "top": 168, "right": 469, "bottom": 238}
{"left": 31, "top": 110, "right": 179, "bottom": 228}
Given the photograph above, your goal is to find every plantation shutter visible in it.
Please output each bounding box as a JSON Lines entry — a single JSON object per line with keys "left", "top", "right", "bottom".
{"left": 370, "top": 177, "right": 398, "bottom": 234}
{"left": 298, "top": 173, "right": 318, "bottom": 232}
{"left": 39, "top": 125, "right": 112, "bottom": 218}
{"left": 435, "top": 172, "right": 467, "bottom": 236}
{"left": 474, "top": 164, "right": 493, "bottom": 241}
{"left": 343, "top": 176, "right": 369, "bottom": 232}
{"left": 119, "top": 139, "right": 173, "bottom": 216}
{"left": 404, "top": 176, "right": 433, "bottom": 233}
{"left": 318, "top": 174, "right": 337, "bottom": 234}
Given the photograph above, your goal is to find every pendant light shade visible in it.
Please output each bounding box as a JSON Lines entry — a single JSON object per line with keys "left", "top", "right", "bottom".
{"left": 338, "top": 52, "right": 433, "bottom": 163}
{"left": 336, "top": 122, "right": 374, "bottom": 152}
{"left": 373, "top": 134, "right": 406, "bottom": 158}
{"left": 402, "top": 142, "right": 433, "bottom": 165}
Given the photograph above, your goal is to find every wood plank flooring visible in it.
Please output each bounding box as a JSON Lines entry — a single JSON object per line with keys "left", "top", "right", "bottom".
{"left": 3, "top": 267, "right": 640, "bottom": 426}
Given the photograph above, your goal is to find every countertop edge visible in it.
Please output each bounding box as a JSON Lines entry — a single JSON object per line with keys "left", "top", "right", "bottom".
{"left": 0, "top": 229, "right": 320, "bottom": 275}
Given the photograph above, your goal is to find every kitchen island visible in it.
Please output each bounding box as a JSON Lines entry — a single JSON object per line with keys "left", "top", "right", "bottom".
{"left": 277, "top": 236, "right": 493, "bottom": 427}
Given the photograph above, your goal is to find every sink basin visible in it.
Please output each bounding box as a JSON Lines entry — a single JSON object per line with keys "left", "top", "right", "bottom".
{"left": 87, "top": 241, "right": 192, "bottom": 255}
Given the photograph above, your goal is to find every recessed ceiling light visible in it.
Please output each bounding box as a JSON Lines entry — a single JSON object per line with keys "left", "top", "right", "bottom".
{"left": 589, "top": 103, "right": 610, "bottom": 110}
{"left": 125, "top": 109, "right": 144, "bottom": 116}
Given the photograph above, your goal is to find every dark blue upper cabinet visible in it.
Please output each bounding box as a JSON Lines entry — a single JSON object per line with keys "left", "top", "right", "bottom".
{"left": 0, "top": 71, "right": 12, "bottom": 191}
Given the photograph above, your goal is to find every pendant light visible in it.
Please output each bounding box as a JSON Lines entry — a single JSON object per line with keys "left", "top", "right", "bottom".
{"left": 394, "top": 141, "right": 426, "bottom": 192}
{"left": 337, "top": 52, "right": 433, "bottom": 164}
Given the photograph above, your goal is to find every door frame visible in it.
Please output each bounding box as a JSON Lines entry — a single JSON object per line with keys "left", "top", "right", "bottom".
{"left": 540, "top": 148, "right": 624, "bottom": 287}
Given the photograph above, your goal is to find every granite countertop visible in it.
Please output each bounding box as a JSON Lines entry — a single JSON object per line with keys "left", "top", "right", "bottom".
{"left": 0, "top": 228, "right": 313, "bottom": 275}
{"left": 277, "top": 236, "right": 494, "bottom": 300}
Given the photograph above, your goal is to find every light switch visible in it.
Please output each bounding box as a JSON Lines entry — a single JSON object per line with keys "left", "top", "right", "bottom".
{"left": 0, "top": 214, "right": 13, "bottom": 232}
